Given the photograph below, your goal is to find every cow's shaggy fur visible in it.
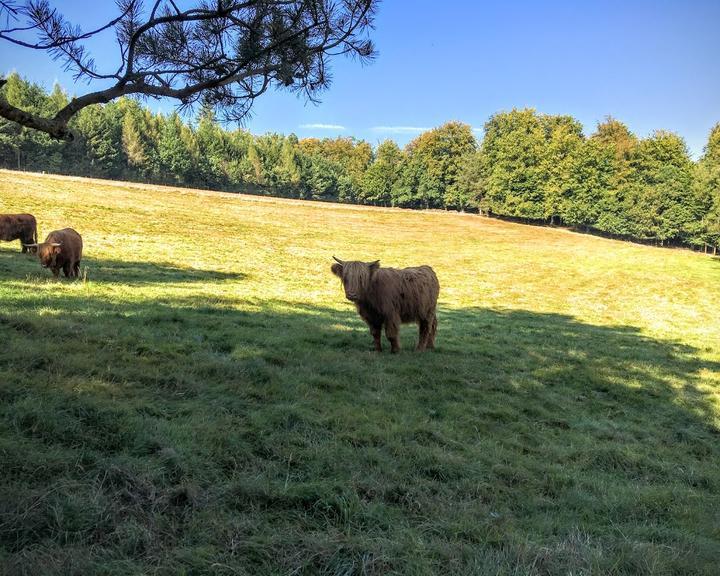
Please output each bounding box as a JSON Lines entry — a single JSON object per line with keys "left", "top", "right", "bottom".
{"left": 0, "top": 213, "right": 37, "bottom": 252}
{"left": 331, "top": 257, "right": 440, "bottom": 353}
{"left": 30, "top": 228, "right": 83, "bottom": 278}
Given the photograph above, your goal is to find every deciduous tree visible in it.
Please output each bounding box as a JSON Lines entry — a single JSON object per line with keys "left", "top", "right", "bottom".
{"left": 361, "top": 139, "right": 402, "bottom": 206}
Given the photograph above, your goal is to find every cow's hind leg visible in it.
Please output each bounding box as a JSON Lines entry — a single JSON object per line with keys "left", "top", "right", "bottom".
{"left": 370, "top": 324, "right": 383, "bottom": 352}
{"left": 21, "top": 231, "right": 35, "bottom": 253}
{"left": 385, "top": 316, "right": 401, "bottom": 354}
{"left": 416, "top": 319, "right": 430, "bottom": 351}
{"left": 426, "top": 313, "right": 438, "bottom": 349}
{"left": 62, "top": 262, "right": 72, "bottom": 278}
{"left": 74, "top": 260, "right": 81, "bottom": 278}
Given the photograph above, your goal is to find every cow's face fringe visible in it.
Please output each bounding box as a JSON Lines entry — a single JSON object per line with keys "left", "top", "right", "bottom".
{"left": 331, "top": 260, "right": 379, "bottom": 302}
{"left": 37, "top": 243, "right": 59, "bottom": 269}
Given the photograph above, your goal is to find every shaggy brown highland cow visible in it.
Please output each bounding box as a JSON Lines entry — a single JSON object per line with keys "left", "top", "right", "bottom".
{"left": 0, "top": 213, "right": 37, "bottom": 252}
{"left": 331, "top": 256, "right": 440, "bottom": 353}
{"left": 26, "top": 228, "right": 83, "bottom": 278}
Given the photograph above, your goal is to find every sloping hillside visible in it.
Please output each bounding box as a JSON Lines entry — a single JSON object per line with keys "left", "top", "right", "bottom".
{"left": 1, "top": 170, "right": 719, "bottom": 575}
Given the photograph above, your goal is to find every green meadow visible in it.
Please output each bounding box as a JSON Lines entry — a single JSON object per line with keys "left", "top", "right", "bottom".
{"left": 1, "top": 169, "right": 719, "bottom": 575}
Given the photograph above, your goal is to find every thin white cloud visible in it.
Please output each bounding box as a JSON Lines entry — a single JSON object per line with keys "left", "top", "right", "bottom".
{"left": 371, "top": 126, "right": 430, "bottom": 134}
{"left": 299, "top": 123, "right": 346, "bottom": 130}
{"left": 472, "top": 127, "right": 484, "bottom": 133}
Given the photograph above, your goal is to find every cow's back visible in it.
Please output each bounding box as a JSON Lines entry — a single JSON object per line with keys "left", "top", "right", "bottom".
{"left": 399, "top": 265, "right": 439, "bottom": 318}
{"left": 371, "top": 265, "right": 439, "bottom": 321}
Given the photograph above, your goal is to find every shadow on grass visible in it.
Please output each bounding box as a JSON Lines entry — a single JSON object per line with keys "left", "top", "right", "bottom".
{"left": 1, "top": 292, "right": 719, "bottom": 575}
{"left": 0, "top": 247, "right": 245, "bottom": 284}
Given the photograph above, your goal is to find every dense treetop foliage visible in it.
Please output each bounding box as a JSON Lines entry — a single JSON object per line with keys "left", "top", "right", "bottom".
{"left": 1, "top": 74, "right": 719, "bottom": 251}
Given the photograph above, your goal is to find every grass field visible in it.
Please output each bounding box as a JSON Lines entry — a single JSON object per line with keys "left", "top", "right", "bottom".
{"left": 1, "top": 169, "right": 719, "bottom": 575}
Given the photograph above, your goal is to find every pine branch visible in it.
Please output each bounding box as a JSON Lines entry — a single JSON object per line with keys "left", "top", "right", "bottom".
{"left": 0, "top": 0, "right": 377, "bottom": 140}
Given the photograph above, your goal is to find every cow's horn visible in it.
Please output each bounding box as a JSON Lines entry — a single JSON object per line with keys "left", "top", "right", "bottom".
{"left": 332, "top": 256, "right": 345, "bottom": 265}
{"left": 23, "top": 243, "right": 38, "bottom": 247}
{"left": 51, "top": 242, "right": 62, "bottom": 247}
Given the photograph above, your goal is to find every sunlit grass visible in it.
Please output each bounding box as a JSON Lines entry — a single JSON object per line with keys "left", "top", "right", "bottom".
{"left": 1, "top": 169, "right": 719, "bottom": 575}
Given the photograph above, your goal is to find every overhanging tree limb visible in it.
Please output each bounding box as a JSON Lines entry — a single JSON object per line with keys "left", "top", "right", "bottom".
{"left": 0, "top": 0, "right": 377, "bottom": 140}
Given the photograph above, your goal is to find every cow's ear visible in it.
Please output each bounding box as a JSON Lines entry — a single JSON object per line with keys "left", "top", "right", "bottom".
{"left": 331, "top": 263, "right": 343, "bottom": 278}
{"left": 369, "top": 260, "right": 380, "bottom": 272}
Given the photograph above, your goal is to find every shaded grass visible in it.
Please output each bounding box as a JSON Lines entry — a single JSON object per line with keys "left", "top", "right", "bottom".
{"left": 1, "top": 171, "right": 720, "bottom": 575}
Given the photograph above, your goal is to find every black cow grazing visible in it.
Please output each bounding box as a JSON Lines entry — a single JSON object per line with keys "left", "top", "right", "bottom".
{"left": 0, "top": 213, "right": 37, "bottom": 252}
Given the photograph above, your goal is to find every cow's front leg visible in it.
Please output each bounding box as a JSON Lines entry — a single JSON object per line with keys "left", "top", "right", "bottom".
{"left": 51, "top": 267, "right": 60, "bottom": 279}
{"left": 385, "top": 317, "right": 401, "bottom": 354}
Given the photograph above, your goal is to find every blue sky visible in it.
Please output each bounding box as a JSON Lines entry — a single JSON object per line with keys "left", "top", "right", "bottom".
{"left": 2, "top": 0, "right": 719, "bottom": 156}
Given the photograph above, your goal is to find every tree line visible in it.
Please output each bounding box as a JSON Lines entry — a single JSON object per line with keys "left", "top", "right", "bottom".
{"left": 2, "top": 74, "right": 719, "bottom": 251}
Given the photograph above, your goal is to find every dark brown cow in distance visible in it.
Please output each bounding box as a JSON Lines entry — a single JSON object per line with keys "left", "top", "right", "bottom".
{"left": 0, "top": 213, "right": 37, "bottom": 252}
{"left": 26, "top": 228, "right": 83, "bottom": 278}
{"left": 331, "top": 256, "right": 440, "bottom": 353}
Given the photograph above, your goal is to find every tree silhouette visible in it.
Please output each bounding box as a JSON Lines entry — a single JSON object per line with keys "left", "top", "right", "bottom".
{"left": 0, "top": 0, "right": 377, "bottom": 140}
